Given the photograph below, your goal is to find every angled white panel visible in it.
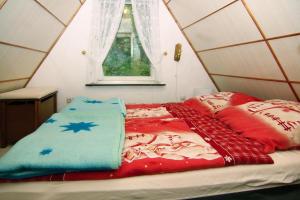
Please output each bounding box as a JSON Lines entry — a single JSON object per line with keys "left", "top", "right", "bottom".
{"left": 37, "top": 0, "right": 81, "bottom": 24}
{"left": 184, "top": 1, "right": 262, "bottom": 51}
{"left": 212, "top": 76, "right": 297, "bottom": 101}
{"left": 0, "top": 79, "right": 27, "bottom": 93}
{"left": 169, "top": 0, "right": 234, "bottom": 28}
{"left": 0, "top": 44, "right": 46, "bottom": 81}
{"left": 270, "top": 36, "right": 300, "bottom": 82}
{"left": 293, "top": 84, "right": 300, "bottom": 98}
{"left": 246, "top": 0, "right": 300, "bottom": 37}
{"left": 0, "top": 0, "right": 64, "bottom": 51}
{"left": 199, "top": 42, "right": 285, "bottom": 80}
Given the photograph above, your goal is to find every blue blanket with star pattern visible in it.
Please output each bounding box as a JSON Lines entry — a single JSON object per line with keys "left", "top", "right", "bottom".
{"left": 0, "top": 97, "right": 126, "bottom": 179}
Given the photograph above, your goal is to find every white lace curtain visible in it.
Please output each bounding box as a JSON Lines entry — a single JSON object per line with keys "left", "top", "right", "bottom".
{"left": 88, "top": 0, "right": 160, "bottom": 82}
{"left": 88, "top": 0, "right": 125, "bottom": 82}
{"left": 131, "top": 0, "right": 160, "bottom": 72}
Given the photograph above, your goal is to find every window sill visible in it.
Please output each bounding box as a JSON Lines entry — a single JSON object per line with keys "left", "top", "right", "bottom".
{"left": 85, "top": 80, "right": 166, "bottom": 86}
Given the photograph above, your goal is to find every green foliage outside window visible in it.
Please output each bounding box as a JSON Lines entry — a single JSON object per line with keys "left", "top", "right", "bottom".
{"left": 103, "top": 4, "right": 151, "bottom": 77}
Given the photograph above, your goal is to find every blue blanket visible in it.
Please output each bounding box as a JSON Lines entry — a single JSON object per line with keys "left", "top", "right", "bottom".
{"left": 0, "top": 97, "right": 126, "bottom": 179}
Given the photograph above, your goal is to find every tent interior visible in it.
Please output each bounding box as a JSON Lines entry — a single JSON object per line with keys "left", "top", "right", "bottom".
{"left": 0, "top": 0, "right": 300, "bottom": 199}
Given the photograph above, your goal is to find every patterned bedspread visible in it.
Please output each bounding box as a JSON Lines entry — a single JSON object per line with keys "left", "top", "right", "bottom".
{"left": 0, "top": 103, "right": 273, "bottom": 182}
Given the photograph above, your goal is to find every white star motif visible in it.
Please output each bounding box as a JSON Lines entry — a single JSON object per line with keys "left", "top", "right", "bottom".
{"left": 224, "top": 155, "right": 232, "bottom": 163}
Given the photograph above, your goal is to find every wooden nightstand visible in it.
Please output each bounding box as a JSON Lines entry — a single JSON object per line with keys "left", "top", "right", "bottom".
{"left": 0, "top": 87, "right": 57, "bottom": 147}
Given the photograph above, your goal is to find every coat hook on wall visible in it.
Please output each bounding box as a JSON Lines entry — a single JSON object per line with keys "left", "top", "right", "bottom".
{"left": 174, "top": 43, "right": 182, "bottom": 62}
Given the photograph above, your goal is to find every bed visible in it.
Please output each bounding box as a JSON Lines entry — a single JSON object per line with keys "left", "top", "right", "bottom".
{"left": 0, "top": 92, "right": 300, "bottom": 200}
{"left": 0, "top": 150, "right": 300, "bottom": 200}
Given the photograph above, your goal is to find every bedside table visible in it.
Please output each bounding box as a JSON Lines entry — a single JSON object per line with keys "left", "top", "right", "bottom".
{"left": 0, "top": 87, "right": 57, "bottom": 147}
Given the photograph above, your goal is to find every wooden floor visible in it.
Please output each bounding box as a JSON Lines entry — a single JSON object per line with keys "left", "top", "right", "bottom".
{"left": 189, "top": 184, "right": 300, "bottom": 200}
{"left": 0, "top": 146, "right": 11, "bottom": 157}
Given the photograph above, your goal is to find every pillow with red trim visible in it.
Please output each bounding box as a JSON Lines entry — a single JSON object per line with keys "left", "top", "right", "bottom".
{"left": 216, "top": 99, "right": 300, "bottom": 153}
{"left": 183, "top": 92, "right": 261, "bottom": 116}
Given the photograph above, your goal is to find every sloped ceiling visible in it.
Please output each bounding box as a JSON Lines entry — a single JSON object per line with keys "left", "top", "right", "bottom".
{"left": 0, "top": 0, "right": 84, "bottom": 93}
{"left": 1, "top": 0, "right": 299, "bottom": 102}
{"left": 164, "top": 0, "right": 300, "bottom": 101}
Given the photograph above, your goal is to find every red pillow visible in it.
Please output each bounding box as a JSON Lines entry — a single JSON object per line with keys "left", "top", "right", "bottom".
{"left": 183, "top": 92, "right": 260, "bottom": 116}
{"left": 216, "top": 99, "right": 300, "bottom": 153}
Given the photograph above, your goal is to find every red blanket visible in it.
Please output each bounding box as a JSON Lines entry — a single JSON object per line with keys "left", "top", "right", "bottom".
{"left": 0, "top": 103, "right": 273, "bottom": 182}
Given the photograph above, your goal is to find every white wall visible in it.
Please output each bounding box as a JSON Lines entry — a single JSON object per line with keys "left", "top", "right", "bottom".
{"left": 28, "top": 0, "right": 216, "bottom": 110}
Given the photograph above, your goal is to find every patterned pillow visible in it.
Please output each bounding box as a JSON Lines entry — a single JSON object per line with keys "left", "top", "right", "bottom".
{"left": 183, "top": 92, "right": 260, "bottom": 116}
{"left": 216, "top": 99, "right": 300, "bottom": 153}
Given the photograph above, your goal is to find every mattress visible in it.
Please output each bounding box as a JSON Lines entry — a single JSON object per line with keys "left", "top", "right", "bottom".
{"left": 0, "top": 150, "right": 299, "bottom": 200}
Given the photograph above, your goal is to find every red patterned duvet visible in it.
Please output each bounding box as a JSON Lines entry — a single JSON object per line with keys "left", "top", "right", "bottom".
{"left": 1, "top": 103, "right": 273, "bottom": 182}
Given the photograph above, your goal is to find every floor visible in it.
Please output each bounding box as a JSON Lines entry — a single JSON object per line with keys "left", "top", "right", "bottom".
{"left": 0, "top": 146, "right": 11, "bottom": 157}
{"left": 190, "top": 184, "right": 300, "bottom": 200}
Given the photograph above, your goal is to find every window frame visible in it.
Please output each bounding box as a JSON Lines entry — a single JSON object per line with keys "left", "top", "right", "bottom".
{"left": 100, "top": 2, "right": 155, "bottom": 83}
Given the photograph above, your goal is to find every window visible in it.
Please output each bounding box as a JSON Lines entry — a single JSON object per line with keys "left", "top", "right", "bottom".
{"left": 87, "top": 0, "right": 161, "bottom": 85}
{"left": 102, "top": 3, "right": 152, "bottom": 80}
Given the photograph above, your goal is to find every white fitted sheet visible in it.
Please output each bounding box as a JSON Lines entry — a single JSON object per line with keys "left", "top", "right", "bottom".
{"left": 0, "top": 150, "right": 300, "bottom": 200}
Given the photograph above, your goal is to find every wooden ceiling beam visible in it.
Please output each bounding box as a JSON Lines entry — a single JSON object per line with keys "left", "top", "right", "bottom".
{"left": 182, "top": 0, "right": 239, "bottom": 30}
{"left": 162, "top": 0, "right": 220, "bottom": 91}
{"left": 241, "top": 0, "right": 299, "bottom": 101}
{"left": 0, "top": 77, "right": 29, "bottom": 83}
{"left": 24, "top": 1, "right": 86, "bottom": 87}
{"left": 33, "top": 0, "right": 67, "bottom": 27}
{"left": 197, "top": 32, "right": 300, "bottom": 53}
{"left": 0, "top": 41, "right": 47, "bottom": 53}
{"left": 210, "top": 73, "right": 287, "bottom": 83}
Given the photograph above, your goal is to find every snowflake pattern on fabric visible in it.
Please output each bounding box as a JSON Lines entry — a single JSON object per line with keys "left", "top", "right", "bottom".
{"left": 39, "top": 148, "right": 53, "bottom": 156}
{"left": 60, "top": 122, "right": 98, "bottom": 133}
{"left": 45, "top": 118, "right": 56, "bottom": 124}
{"left": 224, "top": 155, "right": 233, "bottom": 163}
{"left": 84, "top": 100, "right": 102, "bottom": 104}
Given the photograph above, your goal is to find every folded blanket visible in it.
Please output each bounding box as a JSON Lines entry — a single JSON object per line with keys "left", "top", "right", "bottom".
{"left": 61, "top": 96, "right": 126, "bottom": 117}
{"left": 0, "top": 97, "right": 126, "bottom": 179}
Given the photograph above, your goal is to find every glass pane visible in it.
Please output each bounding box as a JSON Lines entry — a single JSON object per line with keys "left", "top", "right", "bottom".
{"left": 103, "top": 4, "right": 151, "bottom": 77}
